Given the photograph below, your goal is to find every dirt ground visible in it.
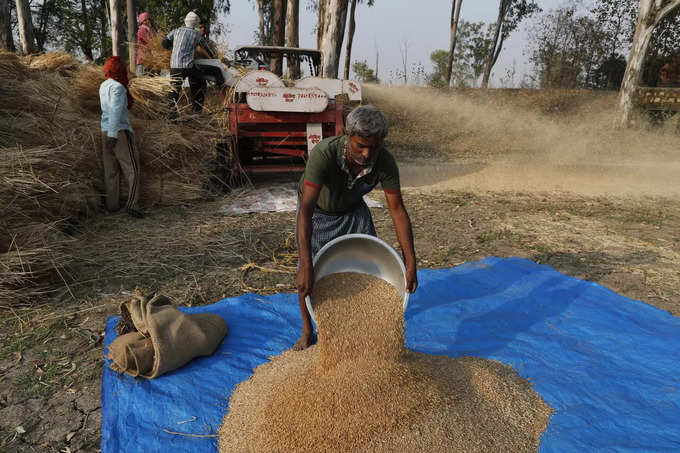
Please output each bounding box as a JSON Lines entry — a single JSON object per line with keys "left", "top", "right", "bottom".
{"left": 2, "top": 88, "right": 679, "bottom": 452}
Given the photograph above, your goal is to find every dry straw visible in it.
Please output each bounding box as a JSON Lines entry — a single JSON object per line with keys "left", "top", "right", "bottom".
{"left": 219, "top": 273, "right": 552, "bottom": 452}
{"left": 143, "top": 33, "right": 172, "bottom": 72}
{"left": 23, "top": 51, "right": 79, "bottom": 73}
{"left": 1, "top": 51, "right": 234, "bottom": 305}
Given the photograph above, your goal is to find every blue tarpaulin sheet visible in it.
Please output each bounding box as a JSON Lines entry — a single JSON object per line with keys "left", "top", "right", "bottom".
{"left": 102, "top": 257, "right": 680, "bottom": 452}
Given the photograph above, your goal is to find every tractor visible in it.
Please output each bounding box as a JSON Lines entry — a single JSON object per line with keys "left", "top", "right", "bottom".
{"left": 635, "top": 55, "right": 680, "bottom": 132}
{"left": 197, "top": 46, "right": 362, "bottom": 186}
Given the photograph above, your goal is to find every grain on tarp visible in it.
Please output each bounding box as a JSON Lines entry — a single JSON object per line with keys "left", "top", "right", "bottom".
{"left": 218, "top": 272, "right": 552, "bottom": 452}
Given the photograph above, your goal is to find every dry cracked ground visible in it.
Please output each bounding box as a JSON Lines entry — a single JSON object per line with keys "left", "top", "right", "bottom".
{"left": 3, "top": 87, "right": 680, "bottom": 452}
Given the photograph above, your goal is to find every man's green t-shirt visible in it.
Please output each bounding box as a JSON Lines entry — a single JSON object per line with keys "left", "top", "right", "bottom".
{"left": 298, "top": 135, "right": 400, "bottom": 215}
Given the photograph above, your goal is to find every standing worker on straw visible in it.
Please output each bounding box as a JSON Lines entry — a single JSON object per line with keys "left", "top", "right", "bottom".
{"left": 162, "top": 11, "right": 224, "bottom": 115}
{"left": 136, "top": 12, "right": 155, "bottom": 76}
{"left": 99, "top": 56, "right": 144, "bottom": 219}
{"left": 294, "top": 105, "right": 418, "bottom": 350}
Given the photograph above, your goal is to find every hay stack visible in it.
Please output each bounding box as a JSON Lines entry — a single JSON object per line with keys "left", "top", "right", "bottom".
{"left": 0, "top": 222, "right": 74, "bottom": 304}
{"left": 23, "top": 51, "right": 79, "bottom": 73}
{"left": 219, "top": 273, "right": 552, "bottom": 452}
{"left": 0, "top": 51, "right": 29, "bottom": 80}
{"left": 0, "top": 51, "right": 231, "bottom": 304}
{"left": 73, "top": 64, "right": 107, "bottom": 112}
{"left": 143, "top": 33, "right": 171, "bottom": 72}
{"left": 128, "top": 75, "right": 175, "bottom": 118}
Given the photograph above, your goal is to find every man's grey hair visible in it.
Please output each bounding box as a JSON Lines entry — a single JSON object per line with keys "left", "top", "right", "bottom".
{"left": 345, "top": 105, "right": 388, "bottom": 139}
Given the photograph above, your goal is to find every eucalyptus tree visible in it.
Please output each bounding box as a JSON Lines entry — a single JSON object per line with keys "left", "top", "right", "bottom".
{"left": 445, "top": 0, "right": 463, "bottom": 87}
{"left": 481, "top": 0, "right": 540, "bottom": 88}
{"left": 615, "top": 0, "right": 680, "bottom": 127}
{"left": 343, "top": 0, "right": 374, "bottom": 79}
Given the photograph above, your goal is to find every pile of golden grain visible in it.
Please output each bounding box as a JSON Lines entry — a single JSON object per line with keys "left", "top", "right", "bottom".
{"left": 219, "top": 273, "right": 552, "bottom": 452}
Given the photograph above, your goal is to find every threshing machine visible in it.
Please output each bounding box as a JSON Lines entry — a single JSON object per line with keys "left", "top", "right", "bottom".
{"left": 199, "top": 46, "right": 363, "bottom": 181}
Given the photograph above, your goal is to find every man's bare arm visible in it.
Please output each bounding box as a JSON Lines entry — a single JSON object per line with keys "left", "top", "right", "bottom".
{"left": 296, "top": 183, "right": 321, "bottom": 297}
{"left": 293, "top": 183, "right": 321, "bottom": 350}
{"left": 385, "top": 189, "right": 418, "bottom": 293}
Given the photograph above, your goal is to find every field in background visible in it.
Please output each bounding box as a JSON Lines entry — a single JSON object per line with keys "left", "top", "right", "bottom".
{"left": 367, "top": 85, "right": 680, "bottom": 197}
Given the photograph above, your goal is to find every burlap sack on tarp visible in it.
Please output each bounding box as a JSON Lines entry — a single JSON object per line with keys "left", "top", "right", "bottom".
{"left": 107, "top": 290, "right": 228, "bottom": 379}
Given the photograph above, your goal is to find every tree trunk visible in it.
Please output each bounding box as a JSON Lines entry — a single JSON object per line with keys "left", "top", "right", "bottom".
{"left": 320, "top": 0, "right": 348, "bottom": 78}
{"left": 286, "top": 0, "right": 300, "bottom": 79}
{"left": 615, "top": 0, "right": 680, "bottom": 128}
{"left": 99, "top": 0, "right": 109, "bottom": 60}
{"left": 317, "top": 0, "right": 327, "bottom": 49}
{"left": 272, "top": 0, "right": 286, "bottom": 76}
{"left": 482, "top": 0, "right": 506, "bottom": 88}
{"left": 109, "top": 0, "right": 120, "bottom": 56}
{"left": 399, "top": 39, "right": 408, "bottom": 84}
{"left": 127, "top": 0, "right": 136, "bottom": 72}
{"left": 35, "top": 0, "right": 55, "bottom": 51}
{"left": 16, "top": 0, "right": 36, "bottom": 54}
{"left": 80, "top": 0, "right": 94, "bottom": 60}
{"left": 0, "top": 0, "right": 15, "bottom": 51}
{"left": 333, "top": 0, "right": 348, "bottom": 71}
{"left": 257, "top": 0, "right": 265, "bottom": 44}
{"left": 445, "top": 0, "right": 463, "bottom": 87}
{"left": 343, "top": 0, "right": 357, "bottom": 80}
{"left": 375, "top": 46, "right": 379, "bottom": 80}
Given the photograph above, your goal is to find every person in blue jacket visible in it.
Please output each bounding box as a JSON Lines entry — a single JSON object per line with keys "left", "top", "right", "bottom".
{"left": 99, "top": 56, "right": 144, "bottom": 218}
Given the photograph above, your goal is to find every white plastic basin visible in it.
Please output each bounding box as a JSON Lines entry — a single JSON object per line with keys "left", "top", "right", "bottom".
{"left": 304, "top": 233, "right": 409, "bottom": 324}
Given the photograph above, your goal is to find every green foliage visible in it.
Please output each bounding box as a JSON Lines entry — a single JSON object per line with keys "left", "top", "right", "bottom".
{"left": 426, "top": 49, "right": 447, "bottom": 87}
{"left": 499, "top": 0, "right": 541, "bottom": 43}
{"left": 590, "top": 0, "right": 637, "bottom": 56}
{"left": 249, "top": 0, "right": 273, "bottom": 45}
{"left": 527, "top": 5, "right": 613, "bottom": 89}
{"left": 28, "top": 0, "right": 111, "bottom": 61}
{"left": 139, "top": 0, "right": 231, "bottom": 35}
{"left": 590, "top": 0, "right": 680, "bottom": 86}
{"left": 450, "top": 20, "right": 490, "bottom": 87}
{"left": 352, "top": 59, "right": 378, "bottom": 83}
{"left": 19, "top": 0, "right": 230, "bottom": 63}
{"left": 482, "top": 0, "right": 541, "bottom": 85}
{"left": 593, "top": 53, "right": 626, "bottom": 89}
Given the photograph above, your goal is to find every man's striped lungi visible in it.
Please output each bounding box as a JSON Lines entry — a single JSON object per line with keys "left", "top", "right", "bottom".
{"left": 101, "top": 130, "right": 141, "bottom": 212}
{"left": 300, "top": 199, "right": 377, "bottom": 259}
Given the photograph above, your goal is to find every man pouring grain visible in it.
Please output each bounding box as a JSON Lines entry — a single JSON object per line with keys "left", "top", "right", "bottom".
{"left": 295, "top": 105, "right": 418, "bottom": 350}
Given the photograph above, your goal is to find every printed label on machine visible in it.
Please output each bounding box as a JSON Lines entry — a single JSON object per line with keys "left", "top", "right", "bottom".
{"left": 247, "top": 87, "right": 329, "bottom": 113}
{"left": 306, "top": 123, "right": 323, "bottom": 152}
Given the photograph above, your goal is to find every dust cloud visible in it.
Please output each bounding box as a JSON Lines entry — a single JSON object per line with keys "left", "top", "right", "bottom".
{"left": 366, "top": 85, "right": 680, "bottom": 198}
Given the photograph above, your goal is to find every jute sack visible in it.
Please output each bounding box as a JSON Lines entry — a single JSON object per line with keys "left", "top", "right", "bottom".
{"left": 107, "top": 290, "right": 228, "bottom": 379}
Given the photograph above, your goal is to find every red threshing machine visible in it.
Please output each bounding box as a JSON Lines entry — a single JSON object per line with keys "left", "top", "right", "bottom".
{"left": 200, "top": 47, "right": 362, "bottom": 182}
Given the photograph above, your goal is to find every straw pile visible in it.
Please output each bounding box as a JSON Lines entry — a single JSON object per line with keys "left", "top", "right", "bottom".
{"left": 0, "top": 51, "right": 29, "bottom": 80}
{"left": 219, "top": 273, "right": 552, "bottom": 452}
{"left": 0, "top": 50, "right": 232, "bottom": 304}
{"left": 143, "top": 33, "right": 171, "bottom": 72}
{"left": 23, "top": 50, "right": 79, "bottom": 74}
{"left": 1, "top": 52, "right": 101, "bottom": 303}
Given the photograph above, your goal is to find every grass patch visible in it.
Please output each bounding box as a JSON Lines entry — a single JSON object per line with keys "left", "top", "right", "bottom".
{"left": 623, "top": 207, "right": 667, "bottom": 227}
{"left": 14, "top": 357, "right": 66, "bottom": 398}
{"left": 440, "top": 192, "right": 476, "bottom": 206}
{"left": 0, "top": 325, "right": 54, "bottom": 361}
{"left": 476, "top": 229, "right": 512, "bottom": 243}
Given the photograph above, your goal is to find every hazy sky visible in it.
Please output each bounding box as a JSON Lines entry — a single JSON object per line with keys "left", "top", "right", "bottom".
{"left": 219, "top": 0, "right": 572, "bottom": 86}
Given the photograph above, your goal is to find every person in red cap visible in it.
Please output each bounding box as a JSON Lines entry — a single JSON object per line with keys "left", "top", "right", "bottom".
{"left": 136, "top": 12, "right": 155, "bottom": 76}
{"left": 99, "top": 56, "right": 144, "bottom": 218}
